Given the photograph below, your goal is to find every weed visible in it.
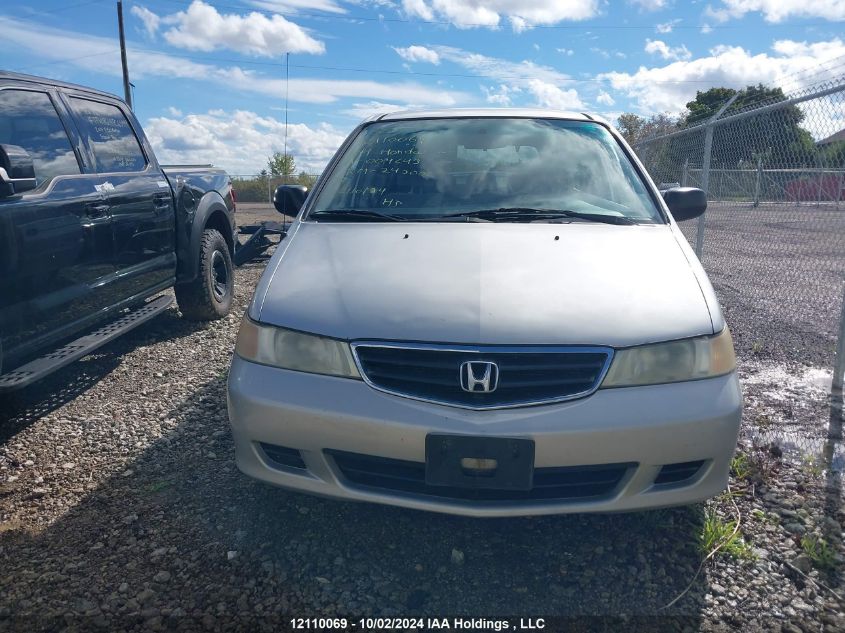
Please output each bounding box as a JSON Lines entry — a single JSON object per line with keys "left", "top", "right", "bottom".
{"left": 731, "top": 453, "right": 751, "bottom": 480}
{"left": 700, "top": 509, "right": 756, "bottom": 560}
{"left": 751, "top": 341, "right": 763, "bottom": 354}
{"left": 750, "top": 508, "right": 779, "bottom": 524}
{"left": 801, "top": 455, "right": 824, "bottom": 478}
{"left": 801, "top": 535, "right": 838, "bottom": 572}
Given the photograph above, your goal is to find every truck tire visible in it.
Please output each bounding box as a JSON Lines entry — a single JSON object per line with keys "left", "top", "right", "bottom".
{"left": 175, "top": 228, "right": 234, "bottom": 321}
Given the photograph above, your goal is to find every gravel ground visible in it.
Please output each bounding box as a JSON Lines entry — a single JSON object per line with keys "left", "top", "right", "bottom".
{"left": 1, "top": 205, "right": 844, "bottom": 631}
{"left": 678, "top": 202, "right": 845, "bottom": 368}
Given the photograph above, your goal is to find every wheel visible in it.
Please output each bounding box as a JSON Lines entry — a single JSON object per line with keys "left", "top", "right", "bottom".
{"left": 175, "top": 228, "right": 234, "bottom": 321}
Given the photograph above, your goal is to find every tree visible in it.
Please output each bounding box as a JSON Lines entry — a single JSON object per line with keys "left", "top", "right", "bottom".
{"left": 681, "top": 85, "right": 817, "bottom": 168}
{"left": 616, "top": 113, "right": 645, "bottom": 146}
{"left": 682, "top": 87, "right": 737, "bottom": 126}
{"left": 267, "top": 152, "right": 296, "bottom": 178}
{"left": 615, "top": 112, "right": 679, "bottom": 146}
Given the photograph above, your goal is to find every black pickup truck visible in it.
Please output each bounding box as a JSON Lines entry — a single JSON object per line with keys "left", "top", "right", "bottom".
{"left": 0, "top": 71, "right": 236, "bottom": 391}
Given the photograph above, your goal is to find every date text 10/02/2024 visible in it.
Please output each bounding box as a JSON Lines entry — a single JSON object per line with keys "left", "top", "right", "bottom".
{"left": 289, "top": 618, "right": 547, "bottom": 630}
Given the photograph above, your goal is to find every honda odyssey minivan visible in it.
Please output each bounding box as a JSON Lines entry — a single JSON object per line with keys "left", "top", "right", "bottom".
{"left": 227, "top": 109, "right": 742, "bottom": 517}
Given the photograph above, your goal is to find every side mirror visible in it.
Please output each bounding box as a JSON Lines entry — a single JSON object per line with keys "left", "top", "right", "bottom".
{"left": 0, "top": 144, "right": 37, "bottom": 197}
{"left": 273, "top": 184, "right": 307, "bottom": 217}
{"left": 662, "top": 187, "right": 707, "bottom": 221}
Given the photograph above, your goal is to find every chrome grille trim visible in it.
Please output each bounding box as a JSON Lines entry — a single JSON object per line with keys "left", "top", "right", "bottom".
{"left": 350, "top": 341, "right": 614, "bottom": 410}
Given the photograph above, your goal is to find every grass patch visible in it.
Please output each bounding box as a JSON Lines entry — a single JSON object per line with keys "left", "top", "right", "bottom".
{"left": 801, "top": 535, "right": 838, "bottom": 572}
{"left": 700, "top": 509, "right": 755, "bottom": 560}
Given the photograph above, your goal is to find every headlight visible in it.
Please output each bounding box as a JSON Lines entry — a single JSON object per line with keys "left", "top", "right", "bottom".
{"left": 235, "top": 316, "right": 360, "bottom": 378}
{"left": 601, "top": 327, "right": 735, "bottom": 388}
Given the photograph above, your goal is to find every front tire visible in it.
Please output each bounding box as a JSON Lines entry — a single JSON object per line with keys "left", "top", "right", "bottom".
{"left": 175, "top": 228, "right": 234, "bottom": 321}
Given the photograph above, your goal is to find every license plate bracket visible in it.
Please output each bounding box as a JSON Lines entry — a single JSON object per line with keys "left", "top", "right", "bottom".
{"left": 425, "top": 434, "right": 535, "bottom": 490}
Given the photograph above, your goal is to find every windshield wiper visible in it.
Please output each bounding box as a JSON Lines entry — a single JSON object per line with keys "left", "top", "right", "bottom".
{"left": 433, "top": 207, "right": 637, "bottom": 225}
{"left": 309, "top": 209, "right": 406, "bottom": 222}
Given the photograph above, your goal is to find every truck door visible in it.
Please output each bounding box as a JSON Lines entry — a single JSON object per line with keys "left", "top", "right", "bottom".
{"left": 0, "top": 87, "right": 116, "bottom": 365}
{"left": 65, "top": 96, "right": 176, "bottom": 300}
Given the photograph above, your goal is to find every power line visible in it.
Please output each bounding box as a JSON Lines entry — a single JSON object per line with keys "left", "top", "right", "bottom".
{"left": 16, "top": 49, "right": 118, "bottom": 73}
{"left": 146, "top": 0, "right": 831, "bottom": 30}
{"left": 124, "top": 45, "right": 845, "bottom": 87}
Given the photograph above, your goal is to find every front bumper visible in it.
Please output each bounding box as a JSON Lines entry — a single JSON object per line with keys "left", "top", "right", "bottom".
{"left": 227, "top": 355, "right": 742, "bottom": 517}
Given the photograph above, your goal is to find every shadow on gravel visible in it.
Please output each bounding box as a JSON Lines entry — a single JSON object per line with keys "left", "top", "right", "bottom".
{"left": 0, "top": 306, "right": 207, "bottom": 440}
{"left": 1, "top": 375, "right": 708, "bottom": 632}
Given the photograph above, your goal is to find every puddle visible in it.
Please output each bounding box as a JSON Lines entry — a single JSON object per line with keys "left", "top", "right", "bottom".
{"left": 739, "top": 362, "right": 833, "bottom": 400}
{"left": 739, "top": 360, "right": 844, "bottom": 472}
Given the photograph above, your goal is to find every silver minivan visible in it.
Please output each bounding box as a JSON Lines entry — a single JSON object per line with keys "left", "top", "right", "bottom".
{"left": 227, "top": 109, "right": 742, "bottom": 517}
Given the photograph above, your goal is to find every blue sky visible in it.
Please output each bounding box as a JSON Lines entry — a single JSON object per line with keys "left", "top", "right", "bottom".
{"left": 3, "top": 0, "right": 844, "bottom": 174}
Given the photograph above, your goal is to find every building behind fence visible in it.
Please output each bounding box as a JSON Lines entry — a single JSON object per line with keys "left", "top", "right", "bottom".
{"left": 633, "top": 75, "right": 845, "bottom": 469}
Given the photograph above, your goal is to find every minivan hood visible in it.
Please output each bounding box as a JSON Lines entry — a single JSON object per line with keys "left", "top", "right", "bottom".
{"left": 255, "top": 222, "right": 714, "bottom": 347}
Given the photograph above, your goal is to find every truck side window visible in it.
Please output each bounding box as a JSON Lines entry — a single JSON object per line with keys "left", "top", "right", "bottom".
{"left": 69, "top": 97, "right": 147, "bottom": 173}
{"left": 0, "top": 89, "right": 81, "bottom": 187}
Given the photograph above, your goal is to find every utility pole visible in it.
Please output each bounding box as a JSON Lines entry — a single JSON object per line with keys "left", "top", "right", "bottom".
{"left": 117, "top": 0, "right": 133, "bottom": 109}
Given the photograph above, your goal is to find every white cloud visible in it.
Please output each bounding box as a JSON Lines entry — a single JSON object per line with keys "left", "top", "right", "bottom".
{"left": 166, "top": 106, "right": 183, "bottom": 117}
{"left": 599, "top": 37, "right": 845, "bottom": 114}
{"left": 525, "top": 79, "right": 583, "bottom": 110}
{"left": 656, "top": 19, "right": 681, "bottom": 33}
{"left": 700, "top": 23, "right": 713, "bottom": 33}
{"left": 340, "top": 101, "right": 407, "bottom": 119}
{"left": 0, "top": 17, "right": 467, "bottom": 107}
{"left": 393, "top": 45, "right": 441, "bottom": 64}
{"left": 644, "top": 38, "right": 692, "bottom": 61}
{"left": 596, "top": 90, "right": 615, "bottom": 106}
{"left": 557, "top": 48, "right": 575, "bottom": 55}
{"left": 401, "top": 0, "right": 435, "bottom": 20}
{"left": 156, "top": 0, "right": 325, "bottom": 57}
{"left": 629, "top": 0, "right": 669, "bottom": 11}
{"left": 428, "top": 45, "right": 585, "bottom": 109}
{"left": 706, "top": 0, "right": 845, "bottom": 23}
{"left": 248, "top": 0, "right": 347, "bottom": 14}
{"left": 401, "top": 0, "right": 600, "bottom": 30}
{"left": 145, "top": 110, "right": 347, "bottom": 173}
{"left": 130, "top": 5, "right": 161, "bottom": 37}
{"left": 481, "top": 84, "right": 521, "bottom": 106}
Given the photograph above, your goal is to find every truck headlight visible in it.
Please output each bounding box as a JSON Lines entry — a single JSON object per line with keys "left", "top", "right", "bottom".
{"left": 235, "top": 316, "right": 360, "bottom": 378}
{"left": 601, "top": 327, "right": 735, "bottom": 388}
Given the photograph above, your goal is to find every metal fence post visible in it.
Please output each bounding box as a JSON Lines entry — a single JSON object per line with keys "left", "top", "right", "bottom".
{"left": 696, "top": 93, "right": 739, "bottom": 261}
{"left": 753, "top": 157, "right": 763, "bottom": 207}
{"left": 695, "top": 123, "right": 713, "bottom": 259}
{"left": 833, "top": 283, "right": 845, "bottom": 395}
{"left": 681, "top": 158, "right": 689, "bottom": 187}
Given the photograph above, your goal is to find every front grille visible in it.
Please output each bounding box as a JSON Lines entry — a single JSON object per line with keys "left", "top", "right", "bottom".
{"left": 654, "top": 460, "right": 705, "bottom": 486}
{"left": 352, "top": 343, "right": 612, "bottom": 408}
{"left": 328, "top": 450, "right": 633, "bottom": 502}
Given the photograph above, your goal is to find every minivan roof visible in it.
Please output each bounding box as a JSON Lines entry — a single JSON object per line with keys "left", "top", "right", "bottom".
{"left": 369, "top": 108, "right": 607, "bottom": 124}
{"left": 0, "top": 70, "right": 122, "bottom": 102}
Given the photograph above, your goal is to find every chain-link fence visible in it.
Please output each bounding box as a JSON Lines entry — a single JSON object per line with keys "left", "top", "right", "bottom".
{"left": 633, "top": 77, "right": 845, "bottom": 471}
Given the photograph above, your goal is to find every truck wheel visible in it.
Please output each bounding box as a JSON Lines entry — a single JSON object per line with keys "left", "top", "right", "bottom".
{"left": 175, "top": 228, "right": 234, "bottom": 321}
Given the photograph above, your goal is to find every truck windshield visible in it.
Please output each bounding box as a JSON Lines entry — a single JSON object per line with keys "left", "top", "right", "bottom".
{"left": 308, "top": 118, "right": 663, "bottom": 223}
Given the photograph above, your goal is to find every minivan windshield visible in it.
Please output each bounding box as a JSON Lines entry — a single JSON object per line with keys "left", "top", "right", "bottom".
{"left": 308, "top": 118, "right": 663, "bottom": 223}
